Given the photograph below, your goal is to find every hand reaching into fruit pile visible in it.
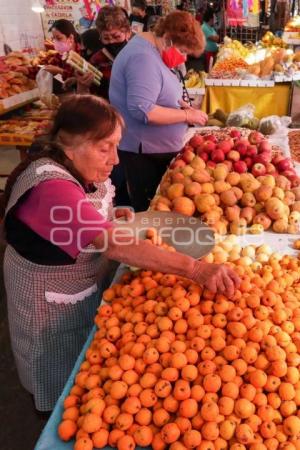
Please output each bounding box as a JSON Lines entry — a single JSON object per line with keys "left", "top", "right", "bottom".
{"left": 93, "top": 227, "right": 240, "bottom": 297}
{"left": 191, "top": 262, "right": 240, "bottom": 298}
{"left": 143, "top": 228, "right": 240, "bottom": 297}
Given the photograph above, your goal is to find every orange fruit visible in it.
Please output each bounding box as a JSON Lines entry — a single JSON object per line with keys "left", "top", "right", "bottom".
{"left": 58, "top": 419, "right": 77, "bottom": 441}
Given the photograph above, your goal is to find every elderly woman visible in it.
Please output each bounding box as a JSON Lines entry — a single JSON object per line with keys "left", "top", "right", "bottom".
{"left": 78, "top": 6, "right": 131, "bottom": 100}
{"left": 109, "top": 10, "right": 208, "bottom": 212}
{"left": 2, "top": 96, "right": 239, "bottom": 412}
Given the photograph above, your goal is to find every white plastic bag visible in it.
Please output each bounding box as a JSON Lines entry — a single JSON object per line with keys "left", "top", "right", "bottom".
{"left": 259, "top": 115, "right": 291, "bottom": 135}
{"left": 36, "top": 68, "right": 53, "bottom": 98}
{"left": 226, "top": 104, "right": 255, "bottom": 127}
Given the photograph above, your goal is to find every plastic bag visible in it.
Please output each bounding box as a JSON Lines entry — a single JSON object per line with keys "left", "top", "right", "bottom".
{"left": 36, "top": 68, "right": 53, "bottom": 98}
{"left": 36, "top": 69, "right": 59, "bottom": 109}
{"left": 259, "top": 115, "right": 291, "bottom": 135}
{"left": 226, "top": 104, "right": 255, "bottom": 127}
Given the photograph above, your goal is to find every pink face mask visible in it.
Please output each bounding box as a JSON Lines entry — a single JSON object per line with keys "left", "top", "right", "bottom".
{"left": 162, "top": 47, "right": 187, "bottom": 69}
{"left": 53, "top": 39, "right": 72, "bottom": 54}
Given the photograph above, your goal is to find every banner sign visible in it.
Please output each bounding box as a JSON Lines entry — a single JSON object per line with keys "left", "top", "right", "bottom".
{"left": 41, "top": 0, "right": 107, "bottom": 37}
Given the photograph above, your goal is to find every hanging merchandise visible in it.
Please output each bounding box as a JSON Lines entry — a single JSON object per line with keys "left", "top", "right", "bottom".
{"left": 227, "top": 0, "right": 246, "bottom": 26}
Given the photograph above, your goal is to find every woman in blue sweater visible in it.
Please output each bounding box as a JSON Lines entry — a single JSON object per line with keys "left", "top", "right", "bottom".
{"left": 110, "top": 11, "right": 207, "bottom": 212}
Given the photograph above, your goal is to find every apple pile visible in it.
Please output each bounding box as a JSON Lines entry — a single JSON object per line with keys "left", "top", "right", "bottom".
{"left": 182, "top": 130, "right": 300, "bottom": 188}
{"left": 151, "top": 155, "right": 300, "bottom": 235}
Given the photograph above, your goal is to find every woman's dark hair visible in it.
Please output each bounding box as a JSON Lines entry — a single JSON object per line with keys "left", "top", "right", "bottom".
{"left": 50, "top": 19, "right": 81, "bottom": 44}
{"left": 81, "top": 28, "right": 102, "bottom": 53}
{"left": 203, "top": 9, "right": 214, "bottom": 23}
{"left": 1, "top": 95, "right": 123, "bottom": 216}
{"left": 96, "top": 6, "right": 130, "bottom": 33}
{"left": 132, "top": 0, "right": 147, "bottom": 11}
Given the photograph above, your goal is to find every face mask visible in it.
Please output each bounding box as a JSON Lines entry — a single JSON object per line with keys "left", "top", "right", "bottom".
{"left": 104, "top": 41, "right": 127, "bottom": 57}
{"left": 53, "top": 39, "right": 72, "bottom": 54}
{"left": 162, "top": 47, "right": 187, "bottom": 69}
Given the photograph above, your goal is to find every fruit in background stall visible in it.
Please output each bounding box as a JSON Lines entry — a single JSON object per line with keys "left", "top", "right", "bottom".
{"left": 230, "top": 218, "right": 247, "bottom": 235}
{"left": 265, "top": 197, "right": 286, "bottom": 220}
{"left": 253, "top": 213, "right": 272, "bottom": 230}
{"left": 214, "top": 108, "right": 228, "bottom": 123}
{"left": 194, "top": 193, "right": 216, "bottom": 213}
{"left": 260, "top": 56, "right": 275, "bottom": 77}
{"left": 248, "top": 131, "right": 264, "bottom": 145}
{"left": 239, "top": 174, "right": 260, "bottom": 192}
{"left": 172, "top": 197, "right": 196, "bottom": 216}
{"left": 274, "top": 63, "right": 284, "bottom": 73}
{"left": 248, "top": 63, "right": 261, "bottom": 76}
{"left": 273, "top": 218, "right": 289, "bottom": 233}
{"left": 240, "top": 206, "right": 256, "bottom": 224}
{"left": 228, "top": 150, "right": 240, "bottom": 162}
{"left": 254, "top": 185, "right": 273, "bottom": 202}
{"left": 213, "top": 163, "right": 229, "bottom": 180}
{"left": 211, "top": 149, "right": 225, "bottom": 163}
{"left": 252, "top": 163, "right": 266, "bottom": 177}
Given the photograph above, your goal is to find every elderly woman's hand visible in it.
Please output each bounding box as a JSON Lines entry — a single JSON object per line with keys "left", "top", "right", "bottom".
{"left": 191, "top": 261, "right": 240, "bottom": 297}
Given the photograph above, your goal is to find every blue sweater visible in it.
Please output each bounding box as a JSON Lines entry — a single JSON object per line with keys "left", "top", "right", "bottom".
{"left": 109, "top": 35, "right": 187, "bottom": 154}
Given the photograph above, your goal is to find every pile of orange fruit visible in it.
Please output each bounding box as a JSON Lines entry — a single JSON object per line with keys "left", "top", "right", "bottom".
{"left": 58, "top": 254, "right": 300, "bottom": 450}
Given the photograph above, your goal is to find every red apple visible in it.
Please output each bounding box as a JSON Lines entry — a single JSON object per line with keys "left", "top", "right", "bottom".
{"left": 252, "top": 163, "right": 266, "bottom": 177}
{"left": 276, "top": 158, "right": 293, "bottom": 172}
{"left": 204, "top": 134, "right": 218, "bottom": 143}
{"left": 272, "top": 154, "right": 285, "bottom": 166}
{"left": 189, "top": 134, "right": 204, "bottom": 148}
{"left": 282, "top": 169, "right": 297, "bottom": 179}
{"left": 265, "top": 163, "right": 276, "bottom": 174}
{"left": 217, "top": 139, "right": 233, "bottom": 154}
{"left": 248, "top": 131, "right": 264, "bottom": 145}
{"left": 171, "top": 159, "right": 186, "bottom": 169}
{"left": 244, "top": 157, "right": 254, "bottom": 169}
{"left": 182, "top": 150, "right": 195, "bottom": 163}
{"left": 227, "top": 150, "right": 240, "bottom": 162}
{"left": 230, "top": 129, "right": 241, "bottom": 139}
{"left": 211, "top": 149, "right": 225, "bottom": 163}
{"left": 254, "top": 152, "right": 272, "bottom": 165}
{"left": 183, "top": 144, "right": 194, "bottom": 152}
{"left": 202, "top": 140, "right": 216, "bottom": 154}
{"left": 234, "top": 142, "right": 248, "bottom": 157}
{"left": 199, "top": 151, "right": 209, "bottom": 162}
{"left": 246, "top": 145, "right": 258, "bottom": 157}
{"left": 258, "top": 140, "right": 272, "bottom": 154}
{"left": 207, "top": 161, "right": 216, "bottom": 169}
{"left": 233, "top": 160, "right": 248, "bottom": 173}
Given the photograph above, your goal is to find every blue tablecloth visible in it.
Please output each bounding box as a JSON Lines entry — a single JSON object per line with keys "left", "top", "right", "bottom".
{"left": 35, "top": 266, "right": 127, "bottom": 450}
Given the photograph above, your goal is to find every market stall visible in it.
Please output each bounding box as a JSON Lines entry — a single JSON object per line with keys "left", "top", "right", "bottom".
{"left": 191, "top": 33, "right": 300, "bottom": 117}
{"left": 34, "top": 121, "right": 300, "bottom": 450}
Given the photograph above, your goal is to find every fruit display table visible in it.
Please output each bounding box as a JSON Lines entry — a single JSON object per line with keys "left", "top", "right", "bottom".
{"left": 35, "top": 128, "right": 300, "bottom": 450}
{"left": 34, "top": 225, "right": 298, "bottom": 450}
{"left": 201, "top": 84, "right": 291, "bottom": 119}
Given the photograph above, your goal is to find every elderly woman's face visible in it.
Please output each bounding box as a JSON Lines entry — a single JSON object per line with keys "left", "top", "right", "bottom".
{"left": 65, "top": 124, "right": 121, "bottom": 183}
{"left": 101, "top": 28, "right": 129, "bottom": 44}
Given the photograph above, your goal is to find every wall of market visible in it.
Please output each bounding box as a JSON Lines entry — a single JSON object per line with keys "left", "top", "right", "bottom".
{"left": 0, "top": 0, "right": 44, "bottom": 56}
